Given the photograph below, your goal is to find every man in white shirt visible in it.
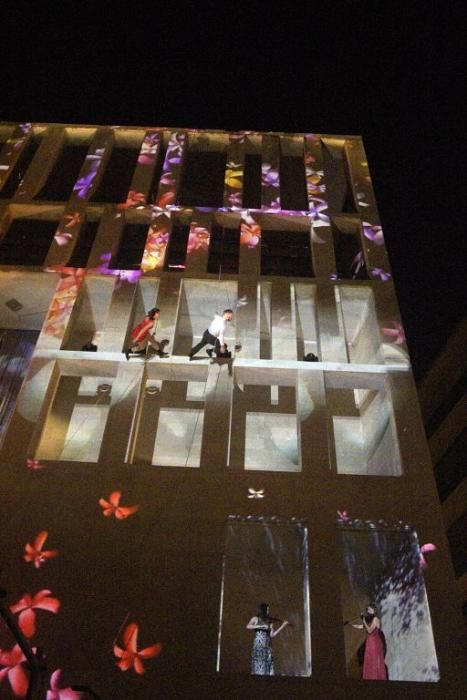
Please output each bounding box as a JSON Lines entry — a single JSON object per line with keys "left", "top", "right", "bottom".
{"left": 189, "top": 309, "right": 233, "bottom": 359}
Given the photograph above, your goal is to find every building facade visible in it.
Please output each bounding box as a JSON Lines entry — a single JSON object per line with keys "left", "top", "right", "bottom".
{"left": 0, "top": 122, "right": 465, "bottom": 698}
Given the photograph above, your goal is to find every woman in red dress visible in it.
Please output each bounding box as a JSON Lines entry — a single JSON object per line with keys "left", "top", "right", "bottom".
{"left": 353, "top": 603, "right": 388, "bottom": 680}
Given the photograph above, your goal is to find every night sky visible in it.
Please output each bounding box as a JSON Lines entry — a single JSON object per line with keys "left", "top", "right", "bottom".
{"left": 3, "top": 2, "right": 465, "bottom": 379}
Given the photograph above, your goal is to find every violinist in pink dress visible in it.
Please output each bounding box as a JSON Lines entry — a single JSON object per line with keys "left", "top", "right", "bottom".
{"left": 352, "top": 603, "right": 388, "bottom": 680}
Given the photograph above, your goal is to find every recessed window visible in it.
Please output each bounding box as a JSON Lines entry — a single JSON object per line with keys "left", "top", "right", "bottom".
{"left": 67, "top": 220, "right": 100, "bottom": 268}
{"left": 91, "top": 146, "right": 140, "bottom": 203}
{"left": 229, "top": 384, "right": 300, "bottom": 472}
{"left": 207, "top": 225, "right": 240, "bottom": 274}
{"left": 279, "top": 156, "right": 308, "bottom": 211}
{"left": 0, "top": 219, "right": 58, "bottom": 266}
{"left": 217, "top": 517, "right": 311, "bottom": 676}
{"left": 327, "top": 380, "right": 402, "bottom": 476}
{"left": 339, "top": 519, "right": 439, "bottom": 682}
{"left": 261, "top": 229, "right": 313, "bottom": 278}
{"left": 132, "top": 379, "right": 207, "bottom": 468}
{"left": 35, "top": 375, "right": 113, "bottom": 462}
{"left": 178, "top": 150, "right": 226, "bottom": 208}
{"left": 110, "top": 223, "right": 149, "bottom": 270}
{"left": 0, "top": 136, "right": 41, "bottom": 199}
{"left": 35, "top": 145, "right": 89, "bottom": 201}
{"left": 243, "top": 154, "right": 262, "bottom": 208}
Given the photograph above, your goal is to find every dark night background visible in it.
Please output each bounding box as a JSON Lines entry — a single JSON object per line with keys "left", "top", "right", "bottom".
{"left": 2, "top": 1, "right": 465, "bottom": 379}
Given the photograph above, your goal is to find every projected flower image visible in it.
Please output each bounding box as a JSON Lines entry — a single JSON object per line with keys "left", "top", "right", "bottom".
{"left": 240, "top": 215, "right": 261, "bottom": 248}
{"left": 187, "top": 224, "right": 209, "bottom": 254}
{"left": 99, "top": 491, "right": 139, "bottom": 519}
{"left": 10, "top": 590, "right": 60, "bottom": 638}
{"left": 24, "top": 531, "right": 58, "bottom": 569}
{"left": 113, "top": 623, "right": 162, "bottom": 674}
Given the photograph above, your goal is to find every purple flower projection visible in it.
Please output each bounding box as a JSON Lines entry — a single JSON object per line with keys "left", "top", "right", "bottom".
{"left": 370, "top": 267, "right": 391, "bottom": 281}
{"left": 156, "top": 132, "right": 186, "bottom": 207}
{"left": 187, "top": 224, "right": 210, "bottom": 254}
{"left": 93, "top": 253, "right": 141, "bottom": 287}
{"left": 363, "top": 221, "right": 384, "bottom": 245}
{"left": 261, "top": 163, "right": 280, "bottom": 188}
{"left": 73, "top": 147, "right": 105, "bottom": 199}
{"left": 350, "top": 251, "right": 365, "bottom": 278}
{"left": 308, "top": 197, "right": 329, "bottom": 225}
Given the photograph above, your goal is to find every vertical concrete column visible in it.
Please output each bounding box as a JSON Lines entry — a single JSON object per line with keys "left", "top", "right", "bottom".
{"left": 2, "top": 357, "right": 60, "bottom": 459}
{"left": 155, "top": 276, "right": 183, "bottom": 354}
{"left": 13, "top": 125, "right": 65, "bottom": 202}
{"left": 185, "top": 217, "right": 211, "bottom": 274}
{"left": 200, "top": 360, "right": 232, "bottom": 471}
{"left": 261, "top": 134, "right": 281, "bottom": 209}
{"left": 223, "top": 134, "right": 245, "bottom": 209}
{"left": 99, "top": 276, "right": 139, "bottom": 353}
{"left": 372, "top": 279, "right": 409, "bottom": 366}
{"left": 140, "top": 211, "right": 171, "bottom": 273}
{"left": 155, "top": 131, "right": 187, "bottom": 208}
{"left": 304, "top": 134, "right": 335, "bottom": 279}
{"left": 345, "top": 140, "right": 392, "bottom": 276}
{"left": 125, "top": 130, "right": 162, "bottom": 206}
{"left": 237, "top": 213, "right": 261, "bottom": 357}
{"left": 297, "top": 368, "right": 329, "bottom": 473}
{"left": 36, "top": 270, "right": 86, "bottom": 350}
{"left": 315, "top": 283, "right": 348, "bottom": 362}
{"left": 86, "top": 206, "right": 125, "bottom": 269}
{"left": 271, "top": 279, "right": 297, "bottom": 360}
{"left": 35, "top": 375, "right": 81, "bottom": 459}
{"left": 0, "top": 123, "right": 33, "bottom": 191}
{"left": 100, "top": 363, "right": 143, "bottom": 463}
{"left": 44, "top": 128, "right": 115, "bottom": 267}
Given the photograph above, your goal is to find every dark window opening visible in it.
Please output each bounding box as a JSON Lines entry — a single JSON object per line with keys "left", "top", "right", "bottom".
{"left": 178, "top": 150, "right": 226, "bottom": 208}
{"left": 261, "top": 229, "right": 313, "bottom": 277}
{"left": 0, "top": 219, "right": 58, "bottom": 266}
{"left": 164, "top": 220, "right": 190, "bottom": 270}
{"left": 207, "top": 225, "right": 240, "bottom": 274}
{"left": 322, "top": 145, "right": 358, "bottom": 215}
{"left": 110, "top": 223, "right": 148, "bottom": 270}
{"left": 280, "top": 156, "right": 308, "bottom": 211}
{"left": 35, "top": 145, "right": 89, "bottom": 201}
{"left": 0, "top": 138, "right": 41, "bottom": 199}
{"left": 447, "top": 512, "right": 467, "bottom": 577}
{"left": 435, "top": 426, "right": 467, "bottom": 501}
{"left": 243, "top": 154, "right": 262, "bottom": 208}
{"left": 332, "top": 224, "right": 369, "bottom": 280}
{"left": 67, "top": 220, "right": 100, "bottom": 268}
{"left": 91, "top": 147, "right": 140, "bottom": 203}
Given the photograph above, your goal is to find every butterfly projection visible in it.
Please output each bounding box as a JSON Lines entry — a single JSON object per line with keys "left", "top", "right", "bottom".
{"left": 248, "top": 488, "right": 264, "bottom": 499}
{"left": 420, "top": 543, "right": 437, "bottom": 569}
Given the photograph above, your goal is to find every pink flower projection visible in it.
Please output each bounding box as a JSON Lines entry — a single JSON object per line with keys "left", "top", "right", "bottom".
{"left": 114, "top": 623, "right": 162, "bottom": 674}
{"left": 117, "top": 190, "right": 146, "bottom": 211}
{"left": 419, "top": 543, "right": 436, "bottom": 569}
{"left": 54, "top": 232, "right": 73, "bottom": 247}
{"left": 0, "top": 644, "right": 30, "bottom": 697}
{"left": 24, "top": 531, "right": 58, "bottom": 569}
{"left": 138, "top": 132, "right": 161, "bottom": 166}
{"left": 240, "top": 215, "right": 261, "bottom": 248}
{"left": 43, "top": 271, "right": 85, "bottom": 338}
{"left": 337, "top": 510, "right": 350, "bottom": 522}
{"left": 10, "top": 590, "right": 60, "bottom": 638}
{"left": 187, "top": 225, "right": 209, "bottom": 254}
{"left": 26, "top": 458, "right": 46, "bottom": 470}
{"left": 47, "top": 669, "right": 83, "bottom": 700}
{"left": 99, "top": 491, "right": 139, "bottom": 520}
{"left": 382, "top": 321, "right": 405, "bottom": 345}
{"left": 156, "top": 132, "right": 185, "bottom": 208}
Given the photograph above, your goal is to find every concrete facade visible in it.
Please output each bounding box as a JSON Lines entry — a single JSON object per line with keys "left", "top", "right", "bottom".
{"left": 0, "top": 122, "right": 465, "bottom": 698}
